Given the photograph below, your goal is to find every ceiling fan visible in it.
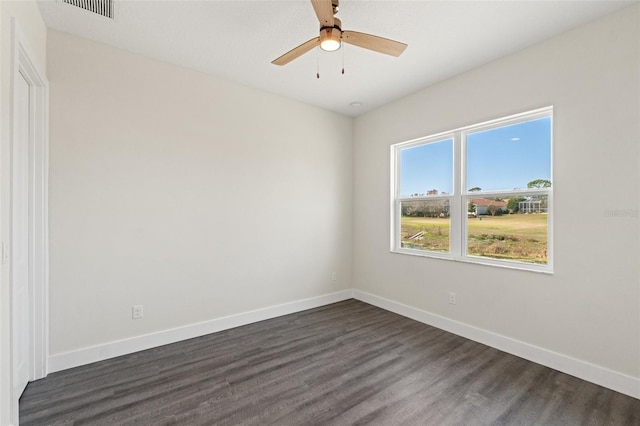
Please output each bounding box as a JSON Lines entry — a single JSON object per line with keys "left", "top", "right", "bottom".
{"left": 272, "top": 0, "right": 408, "bottom": 66}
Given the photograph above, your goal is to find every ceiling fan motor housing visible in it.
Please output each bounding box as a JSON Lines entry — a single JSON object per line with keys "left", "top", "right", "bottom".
{"left": 321, "top": 17, "right": 342, "bottom": 32}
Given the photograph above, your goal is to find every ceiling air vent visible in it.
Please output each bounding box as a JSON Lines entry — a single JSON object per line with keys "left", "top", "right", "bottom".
{"left": 62, "top": 0, "right": 113, "bottom": 19}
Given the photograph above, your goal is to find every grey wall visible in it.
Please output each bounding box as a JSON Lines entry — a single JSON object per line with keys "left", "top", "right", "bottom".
{"left": 47, "top": 30, "right": 353, "bottom": 355}
{"left": 353, "top": 5, "right": 639, "bottom": 378}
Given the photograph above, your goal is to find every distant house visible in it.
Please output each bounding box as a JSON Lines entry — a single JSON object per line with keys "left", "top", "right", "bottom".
{"left": 519, "top": 199, "right": 547, "bottom": 213}
{"left": 472, "top": 198, "right": 507, "bottom": 215}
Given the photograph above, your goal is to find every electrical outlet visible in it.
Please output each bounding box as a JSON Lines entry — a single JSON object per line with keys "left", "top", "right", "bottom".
{"left": 448, "top": 292, "right": 457, "bottom": 305}
{"left": 331, "top": 272, "right": 337, "bottom": 281}
{"left": 132, "top": 305, "right": 143, "bottom": 319}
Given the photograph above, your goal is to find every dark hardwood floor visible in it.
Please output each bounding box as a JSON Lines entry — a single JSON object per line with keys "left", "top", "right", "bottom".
{"left": 20, "top": 299, "right": 640, "bottom": 425}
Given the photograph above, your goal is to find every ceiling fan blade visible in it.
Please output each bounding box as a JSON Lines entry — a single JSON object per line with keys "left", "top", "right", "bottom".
{"left": 272, "top": 37, "right": 320, "bottom": 66}
{"left": 342, "top": 31, "right": 407, "bottom": 57}
{"left": 311, "top": 0, "right": 334, "bottom": 28}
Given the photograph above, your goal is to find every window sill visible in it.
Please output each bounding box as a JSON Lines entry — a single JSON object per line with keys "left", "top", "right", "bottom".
{"left": 391, "top": 248, "right": 553, "bottom": 274}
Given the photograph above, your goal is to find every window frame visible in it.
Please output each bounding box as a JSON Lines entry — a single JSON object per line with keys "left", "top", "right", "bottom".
{"left": 391, "top": 107, "right": 553, "bottom": 273}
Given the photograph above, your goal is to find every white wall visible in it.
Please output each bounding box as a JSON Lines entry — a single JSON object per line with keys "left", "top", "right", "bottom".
{"left": 47, "top": 31, "right": 353, "bottom": 356}
{"left": 0, "top": 1, "right": 48, "bottom": 423}
{"left": 353, "top": 4, "right": 639, "bottom": 381}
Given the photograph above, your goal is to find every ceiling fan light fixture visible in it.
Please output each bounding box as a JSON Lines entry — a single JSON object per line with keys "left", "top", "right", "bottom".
{"left": 319, "top": 27, "right": 342, "bottom": 52}
{"left": 320, "top": 38, "right": 341, "bottom": 52}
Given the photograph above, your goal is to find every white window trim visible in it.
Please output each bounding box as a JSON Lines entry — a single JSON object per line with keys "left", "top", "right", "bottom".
{"left": 391, "top": 107, "right": 553, "bottom": 273}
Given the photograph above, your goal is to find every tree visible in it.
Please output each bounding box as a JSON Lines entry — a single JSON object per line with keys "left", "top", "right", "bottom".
{"left": 417, "top": 201, "right": 430, "bottom": 217}
{"left": 467, "top": 188, "right": 481, "bottom": 215}
{"left": 441, "top": 199, "right": 451, "bottom": 217}
{"left": 401, "top": 203, "right": 415, "bottom": 217}
{"left": 527, "top": 179, "right": 551, "bottom": 189}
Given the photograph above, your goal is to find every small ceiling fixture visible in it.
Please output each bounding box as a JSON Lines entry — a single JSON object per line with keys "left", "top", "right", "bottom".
{"left": 272, "top": 0, "right": 407, "bottom": 66}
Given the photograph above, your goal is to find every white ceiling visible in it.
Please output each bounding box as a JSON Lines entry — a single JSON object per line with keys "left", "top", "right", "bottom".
{"left": 38, "top": 0, "right": 636, "bottom": 116}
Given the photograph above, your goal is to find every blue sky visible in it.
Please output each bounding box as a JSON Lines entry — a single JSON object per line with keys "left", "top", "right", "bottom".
{"left": 400, "top": 117, "right": 551, "bottom": 196}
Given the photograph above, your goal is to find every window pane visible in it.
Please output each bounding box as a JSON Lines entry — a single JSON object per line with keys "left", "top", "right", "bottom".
{"left": 400, "top": 139, "right": 453, "bottom": 197}
{"left": 466, "top": 117, "right": 551, "bottom": 192}
{"left": 400, "top": 200, "right": 450, "bottom": 252}
{"left": 467, "top": 195, "right": 548, "bottom": 264}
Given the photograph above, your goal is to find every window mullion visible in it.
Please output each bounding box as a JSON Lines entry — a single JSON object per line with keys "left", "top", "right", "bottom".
{"left": 460, "top": 130, "right": 469, "bottom": 259}
{"left": 450, "top": 132, "right": 462, "bottom": 257}
{"left": 391, "top": 146, "right": 400, "bottom": 251}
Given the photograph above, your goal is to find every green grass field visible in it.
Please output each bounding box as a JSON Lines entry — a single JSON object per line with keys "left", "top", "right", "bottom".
{"left": 401, "top": 214, "right": 548, "bottom": 264}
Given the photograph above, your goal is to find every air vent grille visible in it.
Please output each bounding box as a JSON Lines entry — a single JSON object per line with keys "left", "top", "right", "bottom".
{"left": 63, "top": 0, "right": 113, "bottom": 19}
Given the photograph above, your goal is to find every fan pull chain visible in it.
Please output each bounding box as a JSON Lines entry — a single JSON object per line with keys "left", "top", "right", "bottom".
{"left": 341, "top": 43, "right": 345, "bottom": 75}
{"left": 317, "top": 47, "right": 320, "bottom": 79}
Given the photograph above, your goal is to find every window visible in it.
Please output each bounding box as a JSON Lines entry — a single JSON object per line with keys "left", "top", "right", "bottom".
{"left": 391, "top": 107, "right": 553, "bottom": 272}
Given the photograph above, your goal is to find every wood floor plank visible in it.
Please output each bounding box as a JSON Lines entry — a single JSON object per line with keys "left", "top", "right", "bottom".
{"left": 20, "top": 299, "right": 640, "bottom": 425}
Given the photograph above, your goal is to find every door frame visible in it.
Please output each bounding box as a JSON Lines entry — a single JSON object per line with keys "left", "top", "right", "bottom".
{"left": 8, "top": 18, "right": 49, "bottom": 423}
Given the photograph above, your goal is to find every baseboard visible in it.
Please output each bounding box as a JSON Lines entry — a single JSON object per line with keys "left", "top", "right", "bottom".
{"left": 48, "top": 289, "right": 354, "bottom": 373}
{"left": 353, "top": 290, "right": 640, "bottom": 400}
